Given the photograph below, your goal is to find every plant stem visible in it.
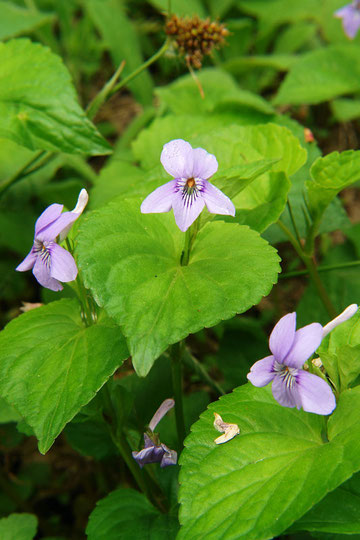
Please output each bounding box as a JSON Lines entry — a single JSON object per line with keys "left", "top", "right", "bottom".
{"left": 287, "top": 200, "right": 302, "bottom": 246}
{"left": 101, "top": 385, "right": 152, "bottom": 500}
{"left": 110, "top": 428, "right": 152, "bottom": 498}
{"left": 280, "top": 260, "right": 360, "bottom": 279}
{"left": 66, "top": 238, "right": 94, "bottom": 325}
{"left": 277, "top": 220, "right": 337, "bottom": 318}
{"left": 182, "top": 348, "right": 225, "bottom": 396}
{"left": 86, "top": 60, "right": 126, "bottom": 120}
{"left": 181, "top": 218, "right": 200, "bottom": 266}
{"left": 109, "top": 39, "right": 170, "bottom": 98}
{"left": 101, "top": 382, "right": 167, "bottom": 511}
{"left": 181, "top": 228, "right": 192, "bottom": 266}
{"left": 303, "top": 256, "right": 337, "bottom": 318}
{"left": 171, "top": 342, "right": 186, "bottom": 448}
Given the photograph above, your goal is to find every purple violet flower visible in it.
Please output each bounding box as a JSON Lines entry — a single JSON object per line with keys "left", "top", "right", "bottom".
{"left": 16, "top": 189, "right": 88, "bottom": 292}
{"left": 141, "top": 139, "right": 235, "bottom": 232}
{"left": 335, "top": 1, "right": 360, "bottom": 39}
{"left": 247, "top": 305, "right": 358, "bottom": 415}
{"left": 132, "top": 398, "right": 177, "bottom": 468}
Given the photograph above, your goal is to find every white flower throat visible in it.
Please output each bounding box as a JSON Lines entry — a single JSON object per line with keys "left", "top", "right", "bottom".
{"left": 178, "top": 177, "right": 203, "bottom": 207}
{"left": 274, "top": 361, "right": 298, "bottom": 389}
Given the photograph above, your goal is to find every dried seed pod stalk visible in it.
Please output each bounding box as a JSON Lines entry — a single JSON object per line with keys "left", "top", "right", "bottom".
{"left": 165, "top": 14, "right": 229, "bottom": 69}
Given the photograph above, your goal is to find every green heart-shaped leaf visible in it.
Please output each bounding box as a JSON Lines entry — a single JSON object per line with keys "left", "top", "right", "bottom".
{"left": 0, "top": 299, "right": 128, "bottom": 453}
{"left": 76, "top": 198, "right": 280, "bottom": 376}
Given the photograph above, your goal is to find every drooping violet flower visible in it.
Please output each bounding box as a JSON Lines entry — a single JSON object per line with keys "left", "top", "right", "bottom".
{"left": 247, "top": 305, "right": 358, "bottom": 415}
{"left": 16, "top": 189, "right": 88, "bottom": 292}
{"left": 132, "top": 398, "right": 177, "bottom": 468}
{"left": 141, "top": 139, "right": 235, "bottom": 232}
{"left": 334, "top": 1, "right": 360, "bottom": 39}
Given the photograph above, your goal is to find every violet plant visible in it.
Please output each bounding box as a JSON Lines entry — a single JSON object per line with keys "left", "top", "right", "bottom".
{"left": 16, "top": 189, "right": 88, "bottom": 291}
{"left": 141, "top": 139, "right": 235, "bottom": 231}
{"left": 1, "top": 2, "right": 360, "bottom": 539}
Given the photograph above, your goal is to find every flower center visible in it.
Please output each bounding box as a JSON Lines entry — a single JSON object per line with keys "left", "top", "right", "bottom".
{"left": 186, "top": 177, "right": 196, "bottom": 188}
{"left": 34, "top": 239, "right": 51, "bottom": 267}
{"left": 273, "top": 361, "right": 298, "bottom": 389}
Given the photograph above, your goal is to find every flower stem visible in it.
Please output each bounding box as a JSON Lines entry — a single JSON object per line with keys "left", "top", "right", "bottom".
{"left": 100, "top": 382, "right": 164, "bottom": 510}
{"left": 109, "top": 38, "right": 170, "bottom": 98}
{"left": 182, "top": 348, "right": 225, "bottom": 396}
{"left": 66, "top": 238, "right": 94, "bottom": 325}
{"left": 170, "top": 342, "right": 186, "bottom": 448}
{"left": 280, "top": 260, "right": 360, "bottom": 279}
{"left": 277, "top": 220, "right": 337, "bottom": 319}
{"left": 181, "top": 218, "right": 200, "bottom": 266}
{"left": 287, "top": 199, "right": 302, "bottom": 246}
{"left": 86, "top": 60, "right": 126, "bottom": 120}
{"left": 303, "top": 256, "right": 337, "bottom": 318}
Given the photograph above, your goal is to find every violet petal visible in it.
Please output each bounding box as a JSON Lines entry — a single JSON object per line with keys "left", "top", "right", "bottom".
{"left": 149, "top": 398, "right": 175, "bottom": 432}
{"left": 335, "top": 4, "right": 360, "bottom": 39}
{"left": 269, "top": 312, "right": 296, "bottom": 363}
{"left": 16, "top": 249, "right": 37, "bottom": 272}
{"left": 343, "top": 11, "right": 360, "bottom": 38}
{"left": 284, "top": 323, "right": 323, "bottom": 368}
{"left": 132, "top": 446, "right": 158, "bottom": 468}
{"left": 32, "top": 256, "right": 63, "bottom": 292}
{"left": 192, "top": 147, "right": 218, "bottom": 179}
{"left": 247, "top": 355, "right": 275, "bottom": 387}
{"left": 296, "top": 371, "right": 336, "bottom": 415}
{"left": 160, "top": 444, "right": 177, "bottom": 467}
{"left": 140, "top": 180, "right": 177, "bottom": 214}
{"left": 160, "top": 139, "right": 194, "bottom": 179}
{"left": 37, "top": 212, "right": 79, "bottom": 243}
{"left": 172, "top": 190, "right": 205, "bottom": 231}
{"left": 35, "top": 203, "right": 63, "bottom": 236}
{"left": 202, "top": 180, "right": 236, "bottom": 216}
{"left": 272, "top": 373, "right": 301, "bottom": 409}
{"left": 49, "top": 243, "right": 78, "bottom": 282}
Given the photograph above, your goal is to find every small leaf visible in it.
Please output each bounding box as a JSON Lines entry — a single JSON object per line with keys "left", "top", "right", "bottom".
{"left": 77, "top": 198, "right": 280, "bottom": 376}
{"left": 0, "top": 299, "right": 128, "bottom": 453}
{"left": 0, "top": 513, "right": 37, "bottom": 540}
{"left": 230, "top": 171, "right": 291, "bottom": 233}
{"left": 306, "top": 150, "right": 360, "bottom": 230}
{"left": 214, "top": 159, "right": 279, "bottom": 200}
{"left": 0, "top": 39, "right": 111, "bottom": 155}
{"left": 86, "top": 488, "right": 179, "bottom": 539}
{"left": 0, "top": 1, "right": 54, "bottom": 40}
{"left": 274, "top": 45, "right": 360, "bottom": 105}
